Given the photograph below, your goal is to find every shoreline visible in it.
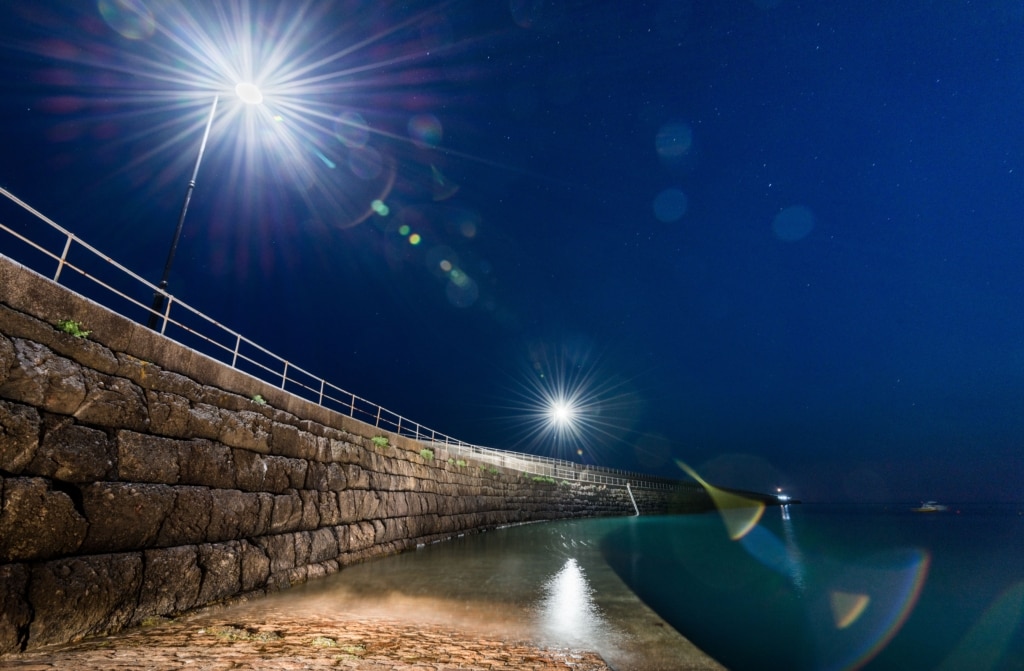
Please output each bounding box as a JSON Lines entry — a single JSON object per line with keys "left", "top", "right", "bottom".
{"left": 1, "top": 518, "right": 727, "bottom": 670}
{"left": 0, "top": 574, "right": 725, "bottom": 671}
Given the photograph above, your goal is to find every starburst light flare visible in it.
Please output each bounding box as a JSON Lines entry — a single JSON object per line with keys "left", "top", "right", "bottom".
{"left": 491, "top": 343, "right": 644, "bottom": 463}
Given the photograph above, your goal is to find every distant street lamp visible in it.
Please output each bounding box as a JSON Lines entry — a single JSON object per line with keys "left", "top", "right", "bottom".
{"left": 148, "top": 82, "right": 263, "bottom": 329}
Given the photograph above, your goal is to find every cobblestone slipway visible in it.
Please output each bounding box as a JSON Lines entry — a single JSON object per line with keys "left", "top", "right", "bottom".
{"left": 1, "top": 610, "right": 611, "bottom": 671}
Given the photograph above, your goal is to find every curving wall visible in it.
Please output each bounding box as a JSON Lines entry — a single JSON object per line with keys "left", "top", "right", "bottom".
{"left": 0, "top": 254, "right": 696, "bottom": 654}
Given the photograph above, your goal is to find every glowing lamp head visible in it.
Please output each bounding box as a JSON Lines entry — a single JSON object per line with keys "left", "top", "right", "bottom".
{"left": 235, "top": 82, "right": 263, "bottom": 105}
{"left": 549, "top": 400, "right": 576, "bottom": 426}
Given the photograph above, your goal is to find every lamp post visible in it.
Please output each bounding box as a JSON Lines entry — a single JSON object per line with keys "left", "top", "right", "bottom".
{"left": 148, "top": 82, "right": 263, "bottom": 329}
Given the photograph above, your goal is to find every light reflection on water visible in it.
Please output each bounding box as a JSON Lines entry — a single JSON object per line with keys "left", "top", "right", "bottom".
{"left": 226, "top": 519, "right": 720, "bottom": 671}
{"left": 538, "top": 557, "right": 606, "bottom": 648}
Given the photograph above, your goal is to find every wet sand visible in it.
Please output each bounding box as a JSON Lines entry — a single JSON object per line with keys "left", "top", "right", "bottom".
{"left": 0, "top": 606, "right": 611, "bottom": 670}
{"left": 0, "top": 587, "right": 721, "bottom": 671}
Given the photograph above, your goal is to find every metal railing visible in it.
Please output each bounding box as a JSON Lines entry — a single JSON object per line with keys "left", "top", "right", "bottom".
{"left": 0, "top": 186, "right": 684, "bottom": 491}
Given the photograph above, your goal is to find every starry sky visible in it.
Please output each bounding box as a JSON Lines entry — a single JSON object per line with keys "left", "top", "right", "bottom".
{"left": 1, "top": 0, "right": 1022, "bottom": 503}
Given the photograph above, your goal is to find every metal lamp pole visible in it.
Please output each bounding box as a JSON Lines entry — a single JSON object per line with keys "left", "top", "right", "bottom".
{"left": 148, "top": 95, "right": 220, "bottom": 330}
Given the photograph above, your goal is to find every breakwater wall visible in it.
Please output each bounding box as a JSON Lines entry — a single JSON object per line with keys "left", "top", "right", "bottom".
{"left": 0, "top": 254, "right": 696, "bottom": 654}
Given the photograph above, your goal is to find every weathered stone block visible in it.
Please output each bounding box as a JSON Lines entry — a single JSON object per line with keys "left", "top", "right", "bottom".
{"left": 304, "top": 461, "right": 329, "bottom": 491}
{"left": 239, "top": 540, "right": 271, "bottom": 592}
{"left": 186, "top": 403, "right": 221, "bottom": 440}
{"left": 0, "top": 332, "right": 15, "bottom": 387}
{"left": 254, "top": 492, "right": 275, "bottom": 535}
{"left": 30, "top": 416, "right": 113, "bottom": 482}
{"left": 178, "top": 439, "right": 235, "bottom": 489}
{"left": 145, "top": 389, "right": 191, "bottom": 437}
{"left": 156, "top": 487, "right": 212, "bottom": 546}
{"left": 307, "top": 528, "right": 339, "bottom": 565}
{"left": 271, "top": 422, "right": 317, "bottom": 459}
{"left": 0, "top": 563, "right": 31, "bottom": 654}
{"left": 328, "top": 438, "right": 355, "bottom": 463}
{"left": 112, "top": 353, "right": 154, "bottom": 387}
{"left": 355, "top": 489, "right": 383, "bottom": 519}
{"left": 344, "top": 464, "right": 370, "bottom": 490}
{"left": 332, "top": 524, "right": 350, "bottom": 553}
{"left": 197, "top": 542, "right": 241, "bottom": 604}
{"left": 144, "top": 367, "right": 197, "bottom": 396}
{"left": 325, "top": 462, "right": 348, "bottom": 491}
{"left": 262, "top": 455, "right": 293, "bottom": 493}
{"left": 381, "top": 517, "right": 409, "bottom": 543}
{"left": 217, "top": 409, "right": 271, "bottom": 452}
{"left": 254, "top": 533, "right": 295, "bottom": 573}
{"left": 0, "top": 400, "right": 39, "bottom": 473}
{"left": 28, "top": 553, "right": 143, "bottom": 649}
{"left": 73, "top": 369, "right": 149, "bottom": 431}
{"left": 116, "top": 430, "right": 181, "bottom": 483}
{"left": 134, "top": 546, "right": 201, "bottom": 621}
{"left": 378, "top": 491, "right": 405, "bottom": 518}
{"left": 317, "top": 491, "right": 341, "bottom": 526}
{"left": 233, "top": 448, "right": 268, "bottom": 492}
{"left": 0, "top": 339, "right": 86, "bottom": 414}
{"left": 299, "top": 489, "right": 320, "bottom": 530}
{"left": 269, "top": 493, "right": 303, "bottom": 534}
{"left": 80, "top": 482, "right": 175, "bottom": 553}
{"left": 348, "top": 521, "right": 376, "bottom": 552}
{"left": 284, "top": 457, "right": 308, "bottom": 490}
{"left": 0, "top": 477, "right": 87, "bottom": 562}
{"left": 370, "top": 519, "right": 387, "bottom": 544}
{"left": 207, "top": 489, "right": 258, "bottom": 541}
{"left": 336, "top": 490, "right": 359, "bottom": 524}
{"left": 293, "top": 530, "right": 311, "bottom": 566}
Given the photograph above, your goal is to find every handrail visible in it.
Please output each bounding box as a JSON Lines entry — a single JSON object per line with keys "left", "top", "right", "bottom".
{"left": 0, "top": 186, "right": 685, "bottom": 491}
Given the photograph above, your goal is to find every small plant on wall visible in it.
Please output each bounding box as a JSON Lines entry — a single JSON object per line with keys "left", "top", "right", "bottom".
{"left": 56, "top": 319, "right": 91, "bottom": 338}
{"left": 371, "top": 436, "right": 390, "bottom": 449}
{"left": 419, "top": 448, "right": 434, "bottom": 461}
{"left": 251, "top": 394, "right": 267, "bottom": 406}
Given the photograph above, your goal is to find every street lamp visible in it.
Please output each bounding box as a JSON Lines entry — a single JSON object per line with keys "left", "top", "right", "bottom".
{"left": 148, "top": 82, "right": 263, "bottom": 329}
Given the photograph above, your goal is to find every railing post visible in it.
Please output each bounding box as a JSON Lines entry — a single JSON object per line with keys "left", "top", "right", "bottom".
{"left": 54, "top": 235, "right": 72, "bottom": 282}
{"left": 375, "top": 406, "right": 382, "bottom": 428}
{"left": 231, "top": 335, "right": 241, "bottom": 368}
{"left": 349, "top": 393, "right": 356, "bottom": 417}
{"left": 318, "top": 379, "right": 325, "bottom": 406}
{"left": 160, "top": 298, "right": 172, "bottom": 335}
{"left": 280, "top": 361, "right": 289, "bottom": 389}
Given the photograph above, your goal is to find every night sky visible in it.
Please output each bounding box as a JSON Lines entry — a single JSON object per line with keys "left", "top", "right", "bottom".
{"left": 2, "top": 0, "right": 1023, "bottom": 503}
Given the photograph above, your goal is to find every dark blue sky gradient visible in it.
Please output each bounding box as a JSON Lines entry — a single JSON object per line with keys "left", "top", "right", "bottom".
{"left": 2, "top": 0, "right": 1022, "bottom": 503}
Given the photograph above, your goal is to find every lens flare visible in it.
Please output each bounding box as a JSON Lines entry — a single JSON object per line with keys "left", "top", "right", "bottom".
{"left": 830, "top": 591, "right": 871, "bottom": 630}
{"left": 98, "top": 0, "right": 156, "bottom": 40}
{"left": 675, "top": 460, "right": 766, "bottom": 540}
{"left": 488, "top": 343, "right": 644, "bottom": 462}
{"left": 810, "top": 549, "right": 931, "bottom": 671}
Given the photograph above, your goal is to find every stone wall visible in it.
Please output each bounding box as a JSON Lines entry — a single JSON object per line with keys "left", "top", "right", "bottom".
{"left": 0, "top": 255, "right": 692, "bottom": 654}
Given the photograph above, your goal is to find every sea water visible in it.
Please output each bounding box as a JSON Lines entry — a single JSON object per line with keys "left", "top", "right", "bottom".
{"left": 602, "top": 504, "right": 1024, "bottom": 670}
{"left": 270, "top": 507, "right": 1023, "bottom": 670}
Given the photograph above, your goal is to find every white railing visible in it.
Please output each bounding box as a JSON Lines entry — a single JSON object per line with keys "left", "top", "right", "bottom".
{"left": 0, "top": 186, "right": 687, "bottom": 492}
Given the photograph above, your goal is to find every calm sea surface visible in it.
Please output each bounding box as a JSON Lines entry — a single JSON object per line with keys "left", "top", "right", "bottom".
{"left": 603, "top": 504, "right": 1024, "bottom": 671}
{"left": 271, "top": 506, "right": 1023, "bottom": 671}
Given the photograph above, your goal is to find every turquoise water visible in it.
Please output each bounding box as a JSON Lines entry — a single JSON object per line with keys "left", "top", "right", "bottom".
{"left": 603, "top": 505, "right": 1024, "bottom": 671}
{"left": 272, "top": 508, "right": 1024, "bottom": 670}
